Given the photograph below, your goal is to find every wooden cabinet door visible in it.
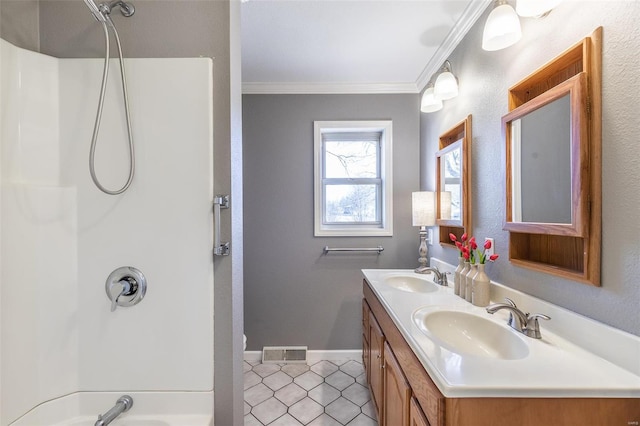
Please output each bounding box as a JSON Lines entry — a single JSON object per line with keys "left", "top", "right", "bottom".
{"left": 363, "top": 335, "right": 370, "bottom": 382}
{"left": 409, "top": 397, "right": 430, "bottom": 426}
{"left": 363, "top": 299, "right": 370, "bottom": 338}
{"left": 362, "top": 300, "right": 371, "bottom": 382}
{"left": 383, "top": 342, "right": 411, "bottom": 426}
{"left": 369, "top": 311, "right": 385, "bottom": 422}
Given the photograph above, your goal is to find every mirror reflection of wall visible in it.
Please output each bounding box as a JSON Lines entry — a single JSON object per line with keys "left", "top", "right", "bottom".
{"left": 511, "top": 94, "right": 572, "bottom": 224}
{"left": 440, "top": 191, "right": 452, "bottom": 220}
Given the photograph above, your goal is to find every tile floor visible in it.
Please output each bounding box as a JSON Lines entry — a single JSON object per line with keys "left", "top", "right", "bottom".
{"left": 244, "top": 358, "right": 379, "bottom": 426}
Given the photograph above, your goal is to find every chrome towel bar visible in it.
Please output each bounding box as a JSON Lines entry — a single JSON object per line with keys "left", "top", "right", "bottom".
{"left": 323, "top": 246, "right": 384, "bottom": 254}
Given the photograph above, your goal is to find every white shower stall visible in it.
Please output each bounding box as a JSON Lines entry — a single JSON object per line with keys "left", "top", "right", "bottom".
{"left": 0, "top": 39, "right": 214, "bottom": 425}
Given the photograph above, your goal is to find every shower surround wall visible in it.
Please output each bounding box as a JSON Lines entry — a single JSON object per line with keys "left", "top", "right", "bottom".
{"left": 0, "top": 40, "right": 214, "bottom": 424}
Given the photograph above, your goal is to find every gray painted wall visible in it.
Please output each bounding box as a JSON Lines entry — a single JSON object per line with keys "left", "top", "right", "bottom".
{"left": 6, "top": 1, "right": 244, "bottom": 424}
{"left": 0, "top": 0, "right": 39, "bottom": 52}
{"left": 243, "top": 94, "right": 420, "bottom": 350}
{"left": 422, "top": 1, "right": 640, "bottom": 336}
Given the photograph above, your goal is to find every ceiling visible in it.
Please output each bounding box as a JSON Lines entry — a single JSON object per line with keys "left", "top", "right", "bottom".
{"left": 241, "top": 0, "right": 490, "bottom": 94}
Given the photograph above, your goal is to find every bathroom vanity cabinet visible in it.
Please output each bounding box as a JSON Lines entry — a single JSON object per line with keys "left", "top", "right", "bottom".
{"left": 362, "top": 279, "right": 640, "bottom": 426}
{"left": 363, "top": 282, "right": 443, "bottom": 426}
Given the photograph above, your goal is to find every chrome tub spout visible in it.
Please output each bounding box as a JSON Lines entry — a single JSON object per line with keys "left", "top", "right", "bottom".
{"left": 95, "top": 395, "right": 133, "bottom": 426}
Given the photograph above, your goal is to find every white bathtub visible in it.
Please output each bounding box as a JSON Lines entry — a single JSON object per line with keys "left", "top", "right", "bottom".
{"left": 52, "top": 415, "right": 211, "bottom": 426}
{"left": 10, "top": 392, "right": 213, "bottom": 426}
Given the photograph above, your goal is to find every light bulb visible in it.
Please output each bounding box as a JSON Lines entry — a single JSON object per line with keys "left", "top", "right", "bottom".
{"left": 434, "top": 70, "right": 458, "bottom": 100}
{"left": 420, "top": 87, "right": 443, "bottom": 113}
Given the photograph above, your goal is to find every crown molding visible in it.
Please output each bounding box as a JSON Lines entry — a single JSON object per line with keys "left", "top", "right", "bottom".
{"left": 242, "top": 81, "right": 420, "bottom": 95}
{"left": 415, "top": 0, "right": 491, "bottom": 93}
{"left": 242, "top": 0, "right": 491, "bottom": 95}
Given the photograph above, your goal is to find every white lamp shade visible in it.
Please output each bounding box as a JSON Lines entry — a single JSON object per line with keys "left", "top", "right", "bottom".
{"left": 440, "top": 191, "right": 452, "bottom": 220}
{"left": 434, "top": 71, "right": 458, "bottom": 100}
{"left": 516, "top": 0, "right": 561, "bottom": 17}
{"left": 420, "top": 87, "right": 443, "bottom": 113}
{"left": 412, "top": 192, "right": 436, "bottom": 227}
{"left": 482, "top": 3, "right": 522, "bottom": 51}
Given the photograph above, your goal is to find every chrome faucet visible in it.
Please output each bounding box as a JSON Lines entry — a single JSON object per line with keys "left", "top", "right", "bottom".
{"left": 486, "top": 298, "right": 550, "bottom": 339}
{"left": 415, "top": 266, "right": 448, "bottom": 286}
{"left": 95, "top": 395, "right": 133, "bottom": 426}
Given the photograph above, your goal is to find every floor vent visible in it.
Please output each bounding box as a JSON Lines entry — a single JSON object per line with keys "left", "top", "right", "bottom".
{"left": 262, "top": 346, "right": 308, "bottom": 364}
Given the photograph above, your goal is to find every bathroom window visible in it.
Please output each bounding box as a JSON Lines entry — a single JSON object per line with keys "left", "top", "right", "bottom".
{"left": 314, "top": 121, "right": 393, "bottom": 236}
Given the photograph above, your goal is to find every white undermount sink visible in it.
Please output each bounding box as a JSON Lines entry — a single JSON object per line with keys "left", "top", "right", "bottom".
{"left": 382, "top": 275, "right": 439, "bottom": 293}
{"left": 413, "top": 308, "right": 530, "bottom": 360}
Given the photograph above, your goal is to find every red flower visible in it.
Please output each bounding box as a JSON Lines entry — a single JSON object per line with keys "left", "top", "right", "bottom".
{"left": 461, "top": 233, "right": 468, "bottom": 242}
{"left": 469, "top": 236, "right": 500, "bottom": 264}
{"left": 469, "top": 237, "right": 478, "bottom": 250}
{"left": 451, "top": 233, "right": 468, "bottom": 258}
{"left": 463, "top": 250, "right": 470, "bottom": 260}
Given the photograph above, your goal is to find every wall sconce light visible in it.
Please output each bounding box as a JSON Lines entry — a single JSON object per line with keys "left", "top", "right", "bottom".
{"left": 482, "top": 0, "right": 562, "bottom": 51}
{"left": 420, "top": 83, "right": 443, "bottom": 113}
{"left": 516, "top": 0, "right": 562, "bottom": 17}
{"left": 412, "top": 191, "right": 436, "bottom": 273}
{"left": 482, "top": 0, "right": 522, "bottom": 51}
{"left": 434, "top": 60, "right": 459, "bottom": 101}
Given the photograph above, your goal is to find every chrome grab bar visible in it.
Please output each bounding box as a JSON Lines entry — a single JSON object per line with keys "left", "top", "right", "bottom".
{"left": 213, "top": 195, "right": 230, "bottom": 256}
{"left": 323, "top": 246, "right": 384, "bottom": 254}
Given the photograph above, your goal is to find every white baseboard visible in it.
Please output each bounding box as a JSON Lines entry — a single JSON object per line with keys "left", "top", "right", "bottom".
{"left": 244, "top": 349, "right": 362, "bottom": 364}
{"left": 243, "top": 351, "right": 262, "bottom": 363}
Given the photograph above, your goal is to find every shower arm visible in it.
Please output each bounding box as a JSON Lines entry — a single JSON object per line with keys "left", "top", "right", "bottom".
{"left": 84, "top": 0, "right": 134, "bottom": 21}
{"left": 100, "top": 1, "right": 135, "bottom": 18}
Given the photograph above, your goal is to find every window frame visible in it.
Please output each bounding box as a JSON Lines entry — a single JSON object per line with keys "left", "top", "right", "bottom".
{"left": 314, "top": 120, "right": 393, "bottom": 237}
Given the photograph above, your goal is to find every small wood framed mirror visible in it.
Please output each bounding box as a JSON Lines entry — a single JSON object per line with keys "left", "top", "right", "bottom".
{"left": 502, "top": 27, "right": 602, "bottom": 286}
{"left": 436, "top": 115, "right": 471, "bottom": 245}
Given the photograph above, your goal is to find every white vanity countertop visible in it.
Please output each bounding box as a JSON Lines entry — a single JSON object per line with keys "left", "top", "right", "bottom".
{"left": 362, "top": 267, "right": 640, "bottom": 398}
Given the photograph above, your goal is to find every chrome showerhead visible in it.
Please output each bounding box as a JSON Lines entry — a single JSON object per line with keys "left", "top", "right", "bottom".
{"left": 83, "top": 0, "right": 107, "bottom": 22}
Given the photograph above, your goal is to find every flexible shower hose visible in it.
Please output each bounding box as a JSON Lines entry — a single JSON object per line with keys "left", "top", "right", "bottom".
{"left": 89, "top": 16, "right": 135, "bottom": 195}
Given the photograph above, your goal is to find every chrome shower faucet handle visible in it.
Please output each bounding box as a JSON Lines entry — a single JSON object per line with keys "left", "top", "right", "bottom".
{"left": 105, "top": 267, "right": 147, "bottom": 311}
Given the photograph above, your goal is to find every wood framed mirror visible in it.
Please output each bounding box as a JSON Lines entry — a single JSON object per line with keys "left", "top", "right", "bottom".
{"left": 503, "top": 72, "right": 588, "bottom": 237}
{"left": 436, "top": 115, "right": 471, "bottom": 246}
{"left": 502, "top": 27, "right": 602, "bottom": 286}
